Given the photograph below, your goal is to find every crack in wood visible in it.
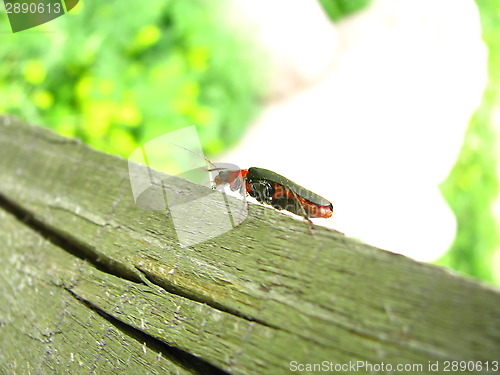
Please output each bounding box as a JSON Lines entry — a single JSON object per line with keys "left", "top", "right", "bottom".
{"left": 0, "top": 190, "right": 285, "bottom": 373}
{"left": 0, "top": 192, "right": 143, "bottom": 285}
{"left": 134, "top": 265, "right": 282, "bottom": 331}
{"left": 62, "top": 286, "right": 229, "bottom": 375}
{"left": 0, "top": 190, "right": 284, "bottom": 335}
{"left": 0, "top": 192, "right": 231, "bottom": 374}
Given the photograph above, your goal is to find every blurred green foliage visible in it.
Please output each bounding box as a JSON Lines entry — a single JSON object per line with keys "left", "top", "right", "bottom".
{"left": 438, "top": 0, "right": 500, "bottom": 285}
{"left": 318, "top": 0, "right": 371, "bottom": 21}
{"left": 0, "top": 0, "right": 267, "bottom": 157}
{"left": 0, "top": 0, "right": 371, "bottom": 159}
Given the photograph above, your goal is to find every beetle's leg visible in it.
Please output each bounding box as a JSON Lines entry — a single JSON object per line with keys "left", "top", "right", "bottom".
{"left": 234, "top": 177, "right": 249, "bottom": 225}
{"left": 290, "top": 189, "right": 314, "bottom": 233}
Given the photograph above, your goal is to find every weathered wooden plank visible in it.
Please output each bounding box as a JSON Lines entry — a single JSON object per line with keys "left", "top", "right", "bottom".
{"left": 0, "top": 115, "right": 499, "bottom": 374}
{"left": 0, "top": 207, "right": 205, "bottom": 375}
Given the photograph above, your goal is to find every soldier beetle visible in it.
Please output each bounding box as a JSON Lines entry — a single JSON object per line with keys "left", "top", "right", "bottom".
{"left": 213, "top": 167, "right": 333, "bottom": 221}
{"left": 173, "top": 144, "right": 333, "bottom": 223}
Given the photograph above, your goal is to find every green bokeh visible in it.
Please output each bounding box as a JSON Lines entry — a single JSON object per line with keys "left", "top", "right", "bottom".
{"left": 318, "top": 0, "right": 371, "bottom": 21}
{"left": 0, "top": 0, "right": 268, "bottom": 157}
{"left": 0, "top": 0, "right": 371, "bottom": 157}
{"left": 437, "top": 0, "right": 500, "bottom": 285}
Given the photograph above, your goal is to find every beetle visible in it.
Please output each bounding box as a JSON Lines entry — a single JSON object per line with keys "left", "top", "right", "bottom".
{"left": 172, "top": 143, "right": 333, "bottom": 222}
{"left": 212, "top": 166, "right": 333, "bottom": 221}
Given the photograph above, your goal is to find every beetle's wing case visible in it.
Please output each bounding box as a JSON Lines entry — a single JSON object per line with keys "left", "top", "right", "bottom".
{"left": 247, "top": 167, "right": 331, "bottom": 207}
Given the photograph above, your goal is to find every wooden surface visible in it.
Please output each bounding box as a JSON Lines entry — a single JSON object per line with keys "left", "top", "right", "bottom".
{"left": 0, "top": 116, "right": 499, "bottom": 375}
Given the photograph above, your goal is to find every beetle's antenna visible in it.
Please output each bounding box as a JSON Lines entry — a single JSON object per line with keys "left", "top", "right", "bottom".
{"left": 168, "top": 142, "right": 218, "bottom": 170}
{"left": 168, "top": 142, "right": 247, "bottom": 193}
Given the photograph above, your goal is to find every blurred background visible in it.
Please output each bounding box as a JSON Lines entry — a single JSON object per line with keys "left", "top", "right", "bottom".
{"left": 0, "top": 0, "right": 498, "bottom": 285}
